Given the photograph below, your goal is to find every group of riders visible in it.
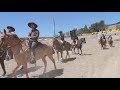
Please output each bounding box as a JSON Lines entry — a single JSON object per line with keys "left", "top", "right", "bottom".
{"left": 0, "top": 22, "right": 78, "bottom": 66}
{"left": 0, "top": 22, "right": 113, "bottom": 66}
{"left": 97, "top": 30, "right": 113, "bottom": 47}
{"left": 55, "top": 29, "right": 79, "bottom": 49}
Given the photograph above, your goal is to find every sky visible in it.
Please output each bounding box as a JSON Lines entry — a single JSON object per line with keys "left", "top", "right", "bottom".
{"left": 0, "top": 12, "right": 120, "bottom": 37}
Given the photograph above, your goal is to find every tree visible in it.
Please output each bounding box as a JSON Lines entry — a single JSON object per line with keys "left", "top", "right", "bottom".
{"left": 116, "top": 25, "right": 120, "bottom": 30}
{"left": 77, "top": 28, "right": 84, "bottom": 35}
{"left": 83, "top": 25, "right": 90, "bottom": 33}
{"left": 99, "top": 20, "right": 105, "bottom": 30}
{"left": 89, "top": 20, "right": 106, "bottom": 32}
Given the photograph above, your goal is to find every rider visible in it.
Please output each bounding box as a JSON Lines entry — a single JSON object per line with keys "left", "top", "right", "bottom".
{"left": 58, "top": 31, "right": 65, "bottom": 47}
{"left": 71, "top": 30, "right": 78, "bottom": 45}
{"left": 27, "top": 22, "right": 39, "bottom": 64}
{"left": 108, "top": 35, "right": 112, "bottom": 40}
{"left": 7, "top": 26, "right": 16, "bottom": 35}
{"left": 97, "top": 30, "right": 100, "bottom": 44}
{"left": 102, "top": 33, "right": 106, "bottom": 44}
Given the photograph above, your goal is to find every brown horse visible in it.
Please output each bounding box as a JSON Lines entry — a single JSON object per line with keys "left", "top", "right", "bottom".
{"left": 0, "top": 30, "right": 56, "bottom": 78}
{"left": 71, "top": 38, "right": 86, "bottom": 55}
{"left": 53, "top": 38, "right": 71, "bottom": 62}
{"left": 100, "top": 36, "right": 107, "bottom": 49}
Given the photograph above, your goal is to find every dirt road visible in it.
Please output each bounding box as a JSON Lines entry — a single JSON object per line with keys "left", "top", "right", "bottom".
{"left": 0, "top": 32, "right": 120, "bottom": 78}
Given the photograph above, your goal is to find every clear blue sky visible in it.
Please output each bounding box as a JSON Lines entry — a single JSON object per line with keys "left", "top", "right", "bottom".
{"left": 0, "top": 12, "right": 120, "bottom": 37}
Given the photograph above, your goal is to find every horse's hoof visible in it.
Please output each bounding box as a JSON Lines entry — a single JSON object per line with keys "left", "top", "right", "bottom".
{"left": 2, "top": 73, "right": 6, "bottom": 76}
{"left": 2, "top": 71, "right": 6, "bottom": 76}
{"left": 19, "top": 66, "right": 24, "bottom": 71}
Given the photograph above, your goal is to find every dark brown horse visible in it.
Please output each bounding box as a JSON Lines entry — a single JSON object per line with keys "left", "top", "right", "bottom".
{"left": 71, "top": 38, "right": 86, "bottom": 55}
{"left": 0, "top": 42, "right": 13, "bottom": 76}
{"left": 100, "top": 36, "right": 107, "bottom": 49}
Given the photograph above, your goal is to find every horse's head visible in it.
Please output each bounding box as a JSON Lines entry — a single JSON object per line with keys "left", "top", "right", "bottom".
{"left": 0, "top": 30, "right": 21, "bottom": 48}
{"left": 81, "top": 38, "right": 86, "bottom": 43}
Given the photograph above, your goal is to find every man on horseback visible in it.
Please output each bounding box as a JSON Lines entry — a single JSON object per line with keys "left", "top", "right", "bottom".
{"left": 102, "top": 33, "right": 106, "bottom": 42}
{"left": 101, "top": 33, "right": 107, "bottom": 47}
{"left": 70, "top": 30, "right": 78, "bottom": 46}
{"left": 7, "top": 26, "right": 16, "bottom": 35}
{"left": 5, "top": 26, "right": 15, "bottom": 60}
{"left": 108, "top": 35, "right": 113, "bottom": 47}
{"left": 108, "top": 35, "right": 112, "bottom": 40}
{"left": 97, "top": 30, "right": 100, "bottom": 44}
{"left": 58, "top": 31, "right": 65, "bottom": 48}
{"left": 27, "top": 22, "right": 39, "bottom": 64}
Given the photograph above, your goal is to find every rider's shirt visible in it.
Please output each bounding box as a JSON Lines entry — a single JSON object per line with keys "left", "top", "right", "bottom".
{"left": 28, "top": 29, "right": 39, "bottom": 42}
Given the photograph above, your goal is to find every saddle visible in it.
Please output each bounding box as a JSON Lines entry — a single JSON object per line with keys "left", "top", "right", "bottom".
{"left": 24, "top": 40, "right": 44, "bottom": 52}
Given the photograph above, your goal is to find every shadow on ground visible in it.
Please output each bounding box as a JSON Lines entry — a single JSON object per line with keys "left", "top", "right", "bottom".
{"left": 83, "top": 54, "right": 92, "bottom": 55}
{"left": 103, "top": 48, "right": 109, "bottom": 50}
{"left": 61, "top": 57, "right": 76, "bottom": 63}
{"left": 6, "top": 66, "right": 42, "bottom": 78}
{"left": 32, "top": 68, "right": 64, "bottom": 78}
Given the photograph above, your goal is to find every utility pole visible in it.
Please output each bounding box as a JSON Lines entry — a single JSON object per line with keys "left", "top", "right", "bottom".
{"left": 53, "top": 18, "right": 56, "bottom": 37}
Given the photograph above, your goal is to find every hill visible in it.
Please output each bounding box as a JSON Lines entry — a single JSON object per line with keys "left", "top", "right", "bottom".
{"left": 107, "top": 21, "right": 120, "bottom": 30}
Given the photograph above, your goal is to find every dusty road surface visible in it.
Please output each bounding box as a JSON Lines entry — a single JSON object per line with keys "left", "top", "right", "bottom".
{"left": 0, "top": 32, "right": 120, "bottom": 78}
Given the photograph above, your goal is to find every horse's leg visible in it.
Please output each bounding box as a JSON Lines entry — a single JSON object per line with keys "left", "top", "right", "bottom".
{"left": 47, "top": 55, "right": 57, "bottom": 70}
{"left": 0, "top": 60, "right": 6, "bottom": 76}
{"left": 110, "top": 41, "right": 113, "bottom": 47}
{"left": 34, "top": 63, "right": 37, "bottom": 67}
{"left": 111, "top": 42, "right": 113, "bottom": 47}
{"left": 67, "top": 50, "right": 70, "bottom": 58}
{"left": 65, "top": 50, "right": 67, "bottom": 59}
{"left": 101, "top": 44, "right": 103, "bottom": 50}
{"left": 13, "top": 64, "right": 20, "bottom": 78}
{"left": 71, "top": 46, "right": 73, "bottom": 54}
{"left": 77, "top": 48, "right": 79, "bottom": 54}
{"left": 23, "top": 63, "right": 29, "bottom": 78}
{"left": 19, "top": 66, "right": 24, "bottom": 71}
{"left": 56, "top": 51, "right": 59, "bottom": 62}
{"left": 66, "top": 50, "right": 70, "bottom": 59}
{"left": 42, "top": 56, "right": 47, "bottom": 74}
{"left": 61, "top": 51, "right": 63, "bottom": 60}
{"left": 80, "top": 48, "right": 82, "bottom": 55}
{"left": 73, "top": 47, "right": 75, "bottom": 54}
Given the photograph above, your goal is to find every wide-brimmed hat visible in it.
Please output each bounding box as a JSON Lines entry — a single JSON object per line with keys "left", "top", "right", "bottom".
{"left": 7, "top": 26, "right": 15, "bottom": 31}
{"left": 28, "top": 22, "right": 38, "bottom": 28}
{"left": 58, "top": 31, "right": 63, "bottom": 33}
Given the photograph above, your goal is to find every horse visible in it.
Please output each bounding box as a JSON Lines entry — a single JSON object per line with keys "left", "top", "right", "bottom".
{"left": 71, "top": 38, "right": 86, "bottom": 55}
{"left": 0, "top": 42, "right": 13, "bottom": 76}
{"left": 53, "top": 38, "right": 71, "bottom": 62}
{"left": 108, "top": 36, "right": 113, "bottom": 47}
{"left": 100, "top": 36, "right": 107, "bottom": 49}
{"left": 0, "top": 30, "right": 56, "bottom": 78}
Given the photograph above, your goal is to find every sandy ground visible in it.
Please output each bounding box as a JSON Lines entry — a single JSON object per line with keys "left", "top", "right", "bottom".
{"left": 1, "top": 32, "right": 120, "bottom": 78}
